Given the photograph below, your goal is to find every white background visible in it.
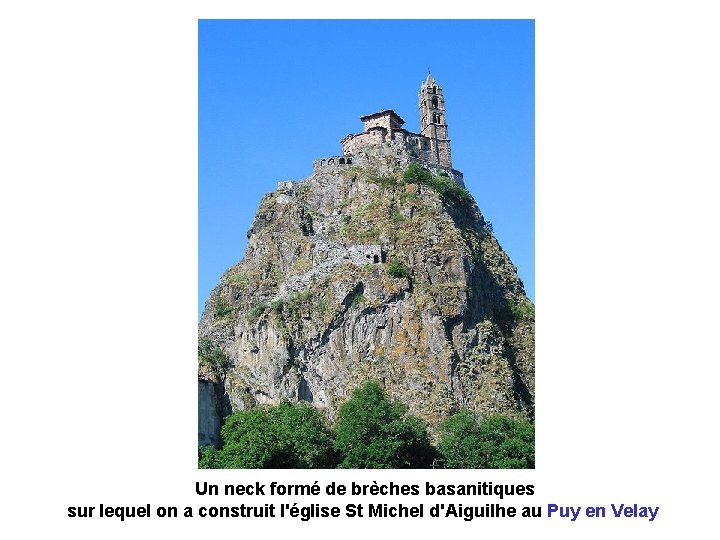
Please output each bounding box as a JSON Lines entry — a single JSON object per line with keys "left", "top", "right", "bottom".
{"left": 2, "top": 2, "right": 719, "bottom": 538}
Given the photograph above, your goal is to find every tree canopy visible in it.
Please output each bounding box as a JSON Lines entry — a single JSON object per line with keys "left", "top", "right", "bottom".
{"left": 438, "top": 410, "right": 534, "bottom": 469}
{"left": 199, "top": 401, "right": 336, "bottom": 469}
{"left": 333, "top": 381, "right": 434, "bottom": 468}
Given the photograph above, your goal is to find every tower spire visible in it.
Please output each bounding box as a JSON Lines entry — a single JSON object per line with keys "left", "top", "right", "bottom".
{"left": 418, "top": 74, "right": 451, "bottom": 169}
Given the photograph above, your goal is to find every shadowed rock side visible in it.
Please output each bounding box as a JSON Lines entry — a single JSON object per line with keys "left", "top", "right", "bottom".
{"left": 198, "top": 161, "right": 534, "bottom": 445}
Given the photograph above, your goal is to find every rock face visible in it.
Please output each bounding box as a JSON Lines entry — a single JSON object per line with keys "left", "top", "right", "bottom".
{"left": 198, "top": 378, "right": 223, "bottom": 448}
{"left": 198, "top": 154, "right": 534, "bottom": 445}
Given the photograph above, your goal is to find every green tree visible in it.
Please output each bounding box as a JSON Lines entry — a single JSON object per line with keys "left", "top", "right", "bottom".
{"left": 270, "top": 401, "right": 338, "bottom": 468}
{"left": 333, "top": 381, "right": 434, "bottom": 468}
{"left": 198, "top": 446, "right": 222, "bottom": 469}
{"left": 402, "top": 162, "right": 433, "bottom": 185}
{"left": 437, "top": 410, "right": 485, "bottom": 468}
{"left": 477, "top": 415, "right": 534, "bottom": 469}
{"left": 217, "top": 408, "right": 289, "bottom": 468}
{"left": 200, "top": 402, "right": 336, "bottom": 469}
{"left": 438, "top": 411, "right": 534, "bottom": 469}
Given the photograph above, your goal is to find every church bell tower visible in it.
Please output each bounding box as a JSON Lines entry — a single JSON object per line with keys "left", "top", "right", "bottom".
{"left": 419, "top": 72, "right": 452, "bottom": 169}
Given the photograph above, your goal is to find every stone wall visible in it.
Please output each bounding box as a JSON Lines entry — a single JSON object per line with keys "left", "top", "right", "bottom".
{"left": 338, "top": 128, "right": 456, "bottom": 178}
{"left": 335, "top": 133, "right": 464, "bottom": 186}
{"left": 360, "top": 111, "right": 404, "bottom": 132}
{"left": 313, "top": 155, "right": 355, "bottom": 173}
{"left": 340, "top": 129, "right": 386, "bottom": 156}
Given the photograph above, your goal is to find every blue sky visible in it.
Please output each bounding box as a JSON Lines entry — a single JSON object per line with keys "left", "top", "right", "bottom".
{"left": 199, "top": 20, "right": 534, "bottom": 319}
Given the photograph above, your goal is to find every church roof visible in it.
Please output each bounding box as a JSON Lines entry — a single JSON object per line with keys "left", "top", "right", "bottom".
{"left": 359, "top": 109, "right": 405, "bottom": 125}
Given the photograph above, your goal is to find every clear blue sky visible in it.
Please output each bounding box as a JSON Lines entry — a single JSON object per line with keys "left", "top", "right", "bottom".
{"left": 199, "top": 20, "right": 534, "bottom": 319}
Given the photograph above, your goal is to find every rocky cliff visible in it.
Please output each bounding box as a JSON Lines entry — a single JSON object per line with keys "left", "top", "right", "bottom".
{"left": 198, "top": 155, "right": 534, "bottom": 445}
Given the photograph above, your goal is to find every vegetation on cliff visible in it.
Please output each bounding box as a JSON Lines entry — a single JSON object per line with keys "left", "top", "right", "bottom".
{"left": 401, "top": 163, "right": 471, "bottom": 205}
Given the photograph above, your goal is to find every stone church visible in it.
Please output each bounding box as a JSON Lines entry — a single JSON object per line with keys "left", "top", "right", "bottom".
{"left": 313, "top": 73, "right": 464, "bottom": 184}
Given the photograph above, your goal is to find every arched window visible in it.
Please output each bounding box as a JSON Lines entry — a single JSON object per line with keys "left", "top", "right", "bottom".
{"left": 339, "top": 158, "right": 345, "bottom": 164}
{"left": 321, "top": 159, "right": 326, "bottom": 166}
{"left": 347, "top": 157, "right": 352, "bottom": 164}
{"left": 431, "top": 97, "right": 438, "bottom": 109}
{"left": 328, "top": 158, "right": 335, "bottom": 165}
